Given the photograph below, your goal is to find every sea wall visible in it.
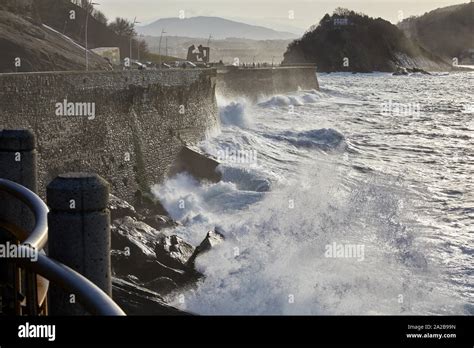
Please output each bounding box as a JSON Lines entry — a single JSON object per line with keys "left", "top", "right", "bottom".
{"left": 0, "top": 69, "right": 219, "bottom": 203}
{"left": 216, "top": 66, "right": 319, "bottom": 100}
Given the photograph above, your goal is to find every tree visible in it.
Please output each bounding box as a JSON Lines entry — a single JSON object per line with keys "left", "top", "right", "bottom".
{"left": 80, "top": 0, "right": 93, "bottom": 13}
{"left": 137, "top": 39, "right": 149, "bottom": 55}
{"left": 93, "top": 9, "right": 108, "bottom": 24}
{"left": 108, "top": 17, "right": 136, "bottom": 37}
{"left": 334, "top": 7, "right": 351, "bottom": 17}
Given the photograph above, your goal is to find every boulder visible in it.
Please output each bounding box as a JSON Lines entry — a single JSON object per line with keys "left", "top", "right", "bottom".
{"left": 111, "top": 216, "right": 160, "bottom": 260}
{"left": 406, "top": 67, "right": 431, "bottom": 75}
{"left": 188, "top": 228, "right": 225, "bottom": 266}
{"left": 144, "top": 214, "right": 180, "bottom": 231}
{"left": 169, "top": 146, "right": 222, "bottom": 183}
{"left": 197, "top": 228, "right": 225, "bottom": 254}
{"left": 108, "top": 194, "right": 141, "bottom": 220}
{"left": 112, "top": 248, "right": 187, "bottom": 283}
{"left": 393, "top": 66, "right": 409, "bottom": 76}
{"left": 144, "top": 277, "right": 179, "bottom": 295}
{"left": 112, "top": 277, "right": 190, "bottom": 315}
{"left": 154, "top": 235, "right": 196, "bottom": 271}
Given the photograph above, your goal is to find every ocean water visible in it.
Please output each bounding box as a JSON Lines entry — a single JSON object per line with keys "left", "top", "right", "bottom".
{"left": 152, "top": 72, "right": 473, "bottom": 315}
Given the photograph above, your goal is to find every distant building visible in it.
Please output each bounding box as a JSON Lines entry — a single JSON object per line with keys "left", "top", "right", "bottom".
{"left": 91, "top": 47, "right": 121, "bottom": 66}
{"left": 333, "top": 18, "right": 349, "bottom": 26}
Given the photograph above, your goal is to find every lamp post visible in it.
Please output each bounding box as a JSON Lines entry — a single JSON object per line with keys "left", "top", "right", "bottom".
{"left": 130, "top": 17, "right": 140, "bottom": 61}
{"left": 207, "top": 34, "right": 213, "bottom": 63}
{"left": 158, "top": 29, "right": 167, "bottom": 67}
{"left": 85, "top": 1, "right": 100, "bottom": 71}
{"left": 137, "top": 34, "right": 144, "bottom": 61}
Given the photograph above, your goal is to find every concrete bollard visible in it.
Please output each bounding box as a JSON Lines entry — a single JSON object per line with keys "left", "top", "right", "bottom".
{"left": 0, "top": 129, "right": 37, "bottom": 315}
{"left": 47, "top": 173, "right": 111, "bottom": 316}
{"left": 0, "top": 129, "right": 37, "bottom": 228}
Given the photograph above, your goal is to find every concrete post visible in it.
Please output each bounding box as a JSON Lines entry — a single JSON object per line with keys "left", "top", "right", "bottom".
{"left": 0, "top": 129, "right": 37, "bottom": 315}
{"left": 47, "top": 173, "right": 111, "bottom": 316}
{"left": 0, "top": 129, "right": 37, "bottom": 224}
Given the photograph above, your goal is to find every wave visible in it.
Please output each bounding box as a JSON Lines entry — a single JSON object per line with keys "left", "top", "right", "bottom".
{"left": 257, "top": 90, "right": 323, "bottom": 109}
{"left": 219, "top": 101, "right": 250, "bottom": 128}
{"left": 264, "top": 128, "right": 346, "bottom": 150}
{"left": 154, "top": 74, "right": 472, "bottom": 314}
{"left": 157, "top": 162, "right": 466, "bottom": 315}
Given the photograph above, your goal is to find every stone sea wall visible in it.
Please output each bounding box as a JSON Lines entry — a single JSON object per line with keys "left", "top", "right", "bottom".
{"left": 0, "top": 69, "right": 219, "bottom": 203}
{"left": 216, "top": 66, "right": 319, "bottom": 100}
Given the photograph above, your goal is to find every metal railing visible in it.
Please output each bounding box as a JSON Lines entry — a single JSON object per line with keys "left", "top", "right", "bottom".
{"left": 0, "top": 178, "right": 125, "bottom": 316}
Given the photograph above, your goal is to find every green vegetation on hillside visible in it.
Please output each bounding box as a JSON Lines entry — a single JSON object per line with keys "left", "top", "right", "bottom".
{"left": 398, "top": 2, "right": 474, "bottom": 61}
{"left": 0, "top": 0, "right": 180, "bottom": 72}
{"left": 283, "top": 8, "right": 447, "bottom": 72}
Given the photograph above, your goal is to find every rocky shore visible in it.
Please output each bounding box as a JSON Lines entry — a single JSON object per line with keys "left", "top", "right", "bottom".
{"left": 108, "top": 193, "right": 224, "bottom": 315}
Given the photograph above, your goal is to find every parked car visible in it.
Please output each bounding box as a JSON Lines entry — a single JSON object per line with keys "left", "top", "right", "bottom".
{"left": 183, "top": 61, "right": 197, "bottom": 68}
{"left": 127, "top": 60, "right": 147, "bottom": 70}
{"left": 174, "top": 61, "right": 197, "bottom": 69}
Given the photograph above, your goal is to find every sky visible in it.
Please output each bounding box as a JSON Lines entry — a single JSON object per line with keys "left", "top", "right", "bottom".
{"left": 94, "top": 0, "right": 468, "bottom": 34}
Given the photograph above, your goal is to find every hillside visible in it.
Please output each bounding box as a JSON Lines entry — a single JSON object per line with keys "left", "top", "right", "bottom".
{"left": 0, "top": 8, "right": 109, "bottom": 72}
{"left": 282, "top": 9, "right": 450, "bottom": 72}
{"left": 398, "top": 2, "right": 474, "bottom": 61}
{"left": 138, "top": 16, "right": 298, "bottom": 40}
{"left": 35, "top": 0, "right": 136, "bottom": 61}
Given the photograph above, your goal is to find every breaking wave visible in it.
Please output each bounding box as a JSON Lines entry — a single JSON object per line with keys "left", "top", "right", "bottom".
{"left": 153, "top": 74, "right": 473, "bottom": 315}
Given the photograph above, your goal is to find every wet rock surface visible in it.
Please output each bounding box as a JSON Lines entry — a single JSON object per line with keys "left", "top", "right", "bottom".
{"left": 155, "top": 234, "right": 196, "bottom": 271}
{"left": 188, "top": 228, "right": 225, "bottom": 266}
{"left": 112, "top": 277, "right": 189, "bottom": 315}
{"left": 109, "top": 194, "right": 140, "bottom": 220}
{"left": 393, "top": 66, "right": 431, "bottom": 76}
{"left": 108, "top": 195, "right": 223, "bottom": 315}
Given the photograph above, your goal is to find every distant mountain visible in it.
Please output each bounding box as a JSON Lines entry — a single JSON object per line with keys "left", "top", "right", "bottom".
{"left": 143, "top": 35, "right": 292, "bottom": 64}
{"left": 398, "top": 2, "right": 474, "bottom": 61}
{"left": 282, "top": 8, "right": 449, "bottom": 72}
{"left": 137, "top": 16, "right": 298, "bottom": 40}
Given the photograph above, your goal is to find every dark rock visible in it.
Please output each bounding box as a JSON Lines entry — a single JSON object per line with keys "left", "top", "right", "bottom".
{"left": 197, "top": 228, "right": 225, "bottom": 254}
{"left": 140, "top": 260, "right": 187, "bottom": 283}
{"left": 112, "top": 277, "right": 190, "bottom": 315}
{"left": 406, "top": 67, "right": 431, "bottom": 75}
{"left": 144, "top": 214, "right": 180, "bottom": 231}
{"left": 108, "top": 198, "right": 207, "bottom": 306}
{"left": 170, "top": 146, "right": 222, "bottom": 183}
{"left": 188, "top": 228, "right": 225, "bottom": 266}
{"left": 111, "top": 216, "right": 160, "bottom": 260}
{"left": 108, "top": 194, "right": 140, "bottom": 220}
{"left": 125, "top": 274, "right": 140, "bottom": 284}
{"left": 144, "top": 277, "right": 179, "bottom": 295}
{"left": 155, "top": 235, "right": 196, "bottom": 271}
{"left": 110, "top": 217, "right": 188, "bottom": 282}
{"left": 393, "top": 66, "right": 409, "bottom": 76}
{"left": 111, "top": 216, "right": 164, "bottom": 279}
{"left": 112, "top": 247, "right": 190, "bottom": 283}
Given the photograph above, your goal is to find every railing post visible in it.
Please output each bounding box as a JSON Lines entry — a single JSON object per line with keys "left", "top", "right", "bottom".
{"left": 47, "top": 173, "right": 111, "bottom": 316}
{"left": 0, "top": 129, "right": 37, "bottom": 315}
{"left": 0, "top": 129, "right": 37, "bottom": 230}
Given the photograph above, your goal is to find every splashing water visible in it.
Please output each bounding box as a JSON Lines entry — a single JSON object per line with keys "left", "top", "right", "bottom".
{"left": 153, "top": 72, "right": 473, "bottom": 315}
